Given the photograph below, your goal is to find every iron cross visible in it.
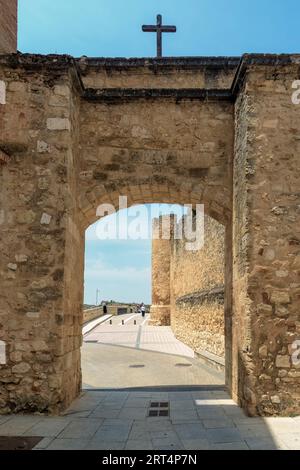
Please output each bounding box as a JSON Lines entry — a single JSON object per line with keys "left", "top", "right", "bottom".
{"left": 142, "top": 14, "right": 176, "bottom": 58}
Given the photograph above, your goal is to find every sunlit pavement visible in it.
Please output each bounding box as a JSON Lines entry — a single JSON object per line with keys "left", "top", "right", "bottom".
{"left": 84, "top": 313, "right": 195, "bottom": 356}
{"left": 0, "top": 390, "right": 300, "bottom": 450}
{"left": 0, "top": 315, "right": 300, "bottom": 450}
{"left": 82, "top": 313, "right": 223, "bottom": 389}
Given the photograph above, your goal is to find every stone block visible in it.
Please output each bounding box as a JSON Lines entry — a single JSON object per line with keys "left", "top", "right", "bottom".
{"left": 276, "top": 355, "right": 290, "bottom": 368}
{"left": 12, "top": 362, "right": 31, "bottom": 374}
{"left": 40, "top": 213, "right": 52, "bottom": 225}
{"left": 47, "top": 118, "right": 70, "bottom": 131}
{"left": 270, "top": 291, "right": 291, "bottom": 305}
{"left": 0, "top": 81, "right": 6, "bottom": 104}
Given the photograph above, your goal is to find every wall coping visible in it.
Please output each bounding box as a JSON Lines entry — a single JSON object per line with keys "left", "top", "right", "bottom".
{"left": 84, "top": 88, "right": 233, "bottom": 103}
{"left": 1, "top": 52, "right": 298, "bottom": 69}
{"left": 176, "top": 286, "right": 225, "bottom": 306}
{"left": 1, "top": 53, "right": 299, "bottom": 102}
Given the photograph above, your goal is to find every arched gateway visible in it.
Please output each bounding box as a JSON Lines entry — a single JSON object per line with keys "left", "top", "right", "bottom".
{"left": 1, "top": 52, "right": 300, "bottom": 417}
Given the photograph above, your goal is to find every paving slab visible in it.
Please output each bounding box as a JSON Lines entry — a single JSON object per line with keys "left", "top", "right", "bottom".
{"left": 0, "top": 416, "right": 42, "bottom": 436}
{"left": 181, "top": 438, "right": 212, "bottom": 450}
{"left": 279, "top": 433, "right": 300, "bottom": 450}
{"left": 170, "top": 410, "right": 199, "bottom": 421}
{"left": 206, "top": 427, "right": 243, "bottom": 444}
{"left": 85, "top": 440, "right": 126, "bottom": 450}
{"left": 23, "top": 418, "right": 71, "bottom": 437}
{"left": 151, "top": 437, "right": 183, "bottom": 450}
{"left": 59, "top": 418, "right": 103, "bottom": 439}
{"left": 125, "top": 439, "right": 153, "bottom": 450}
{"left": 196, "top": 405, "right": 227, "bottom": 419}
{"left": 119, "top": 407, "right": 148, "bottom": 420}
{"left": 32, "top": 437, "right": 54, "bottom": 450}
{"left": 94, "top": 424, "right": 132, "bottom": 441}
{"left": 46, "top": 438, "right": 90, "bottom": 450}
{"left": 173, "top": 423, "right": 206, "bottom": 440}
{"left": 211, "top": 441, "right": 249, "bottom": 450}
{"left": 245, "top": 437, "right": 288, "bottom": 450}
{"left": 202, "top": 418, "right": 234, "bottom": 429}
{"left": 90, "top": 409, "right": 121, "bottom": 419}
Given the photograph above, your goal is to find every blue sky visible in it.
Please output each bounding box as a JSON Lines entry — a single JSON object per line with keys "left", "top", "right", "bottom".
{"left": 19, "top": 0, "right": 300, "bottom": 57}
{"left": 85, "top": 205, "right": 186, "bottom": 305}
{"left": 19, "top": 0, "right": 299, "bottom": 304}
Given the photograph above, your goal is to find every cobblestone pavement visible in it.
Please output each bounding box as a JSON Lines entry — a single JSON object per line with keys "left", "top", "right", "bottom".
{"left": 0, "top": 389, "right": 300, "bottom": 450}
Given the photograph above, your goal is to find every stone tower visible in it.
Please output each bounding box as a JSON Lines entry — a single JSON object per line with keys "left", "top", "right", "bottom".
{"left": 0, "top": 0, "right": 18, "bottom": 53}
{"left": 150, "top": 215, "right": 176, "bottom": 326}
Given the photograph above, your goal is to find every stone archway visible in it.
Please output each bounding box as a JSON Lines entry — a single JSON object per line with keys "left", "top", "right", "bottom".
{"left": 69, "top": 187, "right": 233, "bottom": 415}
{"left": 1, "top": 53, "right": 300, "bottom": 416}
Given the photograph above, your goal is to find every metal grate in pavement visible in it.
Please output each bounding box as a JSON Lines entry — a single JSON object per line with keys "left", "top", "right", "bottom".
{"left": 148, "top": 401, "right": 170, "bottom": 417}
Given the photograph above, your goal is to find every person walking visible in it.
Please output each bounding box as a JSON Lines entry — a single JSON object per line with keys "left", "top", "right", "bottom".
{"left": 141, "top": 303, "right": 146, "bottom": 318}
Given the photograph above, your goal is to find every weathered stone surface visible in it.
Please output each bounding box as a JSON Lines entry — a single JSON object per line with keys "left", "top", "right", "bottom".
{"left": 46, "top": 118, "right": 70, "bottom": 131}
{"left": 0, "top": 0, "right": 17, "bottom": 53}
{"left": 276, "top": 355, "right": 291, "bottom": 368}
{"left": 7, "top": 263, "right": 17, "bottom": 271}
{"left": 12, "top": 363, "right": 31, "bottom": 374}
{"left": 270, "top": 291, "right": 291, "bottom": 305}
{"left": 259, "top": 345, "right": 268, "bottom": 358}
{"left": 37, "top": 140, "right": 50, "bottom": 153}
{"left": 40, "top": 213, "right": 52, "bottom": 225}
{"left": 15, "top": 254, "right": 28, "bottom": 263}
{"left": 16, "top": 210, "right": 36, "bottom": 225}
{"left": 169, "top": 215, "right": 225, "bottom": 359}
{"left": 0, "top": 80, "right": 6, "bottom": 104}
{"left": 0, "top": 49, "right": 300, "bottom": 418}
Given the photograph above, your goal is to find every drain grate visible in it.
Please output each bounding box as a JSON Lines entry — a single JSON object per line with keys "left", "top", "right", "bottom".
{"left": 129, "top": 364, "right": 145, "bottom": 368}
{"left": 175, "top": 363, "right": 192, "bottom": 367}
{"left": 148, "top": 401, "right": 170, "bottom": 417}
{"left": 150, "top": 401, "right": 169, "bottom": 408}
{"left": 0, "top": 436, "right": 43, "bottom": 450}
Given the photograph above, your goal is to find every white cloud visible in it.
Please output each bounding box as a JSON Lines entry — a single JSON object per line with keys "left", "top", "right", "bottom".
{"left": 85, "top": 203, "right": 187, "bottom": 241}
{"left": 85, "top": 259, "right": 151, "bottom": 283}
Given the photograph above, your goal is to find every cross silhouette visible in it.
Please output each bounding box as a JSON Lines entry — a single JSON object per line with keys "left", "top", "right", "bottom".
{"left": 142, "top": 14, "right": 176, "bottom": 58}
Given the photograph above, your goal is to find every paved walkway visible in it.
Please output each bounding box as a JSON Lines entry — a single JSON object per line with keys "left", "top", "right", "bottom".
{"left": 84, "top": 313, "right": 195, "bottom": 357}
{"left": 1, "top": 314, "right": 300, "bottom": 450}
{"left": 0, "top": 389, "right": 300, "bottom": 450}
{"left": 82, "top": 313, "right": 219, "bottom": 390}
{"left": 82, "top": 343, "right": 223, "bottom": 389}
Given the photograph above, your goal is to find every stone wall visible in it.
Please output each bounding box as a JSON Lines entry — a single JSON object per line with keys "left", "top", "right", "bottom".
{"left": 1, "top": 51, "right": 300, "bottom": 416}
{"left": 82, "top": 304, "right": 136, "bottom": 325}
{"left": 175, "top": 288, "right": 225, "bottom": 359}
{"left": 170, "top": 215, "right": 225, "bottom": 359}
{"left": 78, "top": 57, "right": 238, "bottom": 90}
{"left": 0, "top": 0, "right": 17, "bottom": 53}
{"left": 0, "top": 54, "right": 233, "bottom": 414}
{"left": 232, "top": 59, "right": 300, "bottom": 416}
{"left": 83, "top": 307, "right": 104, "bottom": 324}
{"left": 0, "top": 56, "right": 81, "bottom": 413}
{"left": 150, "top": 216, "right": 174, "bottom": 325}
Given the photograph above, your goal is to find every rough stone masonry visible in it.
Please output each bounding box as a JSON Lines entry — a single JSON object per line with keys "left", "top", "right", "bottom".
{"left": 150, "top": 214, "right": 225, "bottom": 363}
{"left": 1, "top": 2, "right": 300, "bottom": 417}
